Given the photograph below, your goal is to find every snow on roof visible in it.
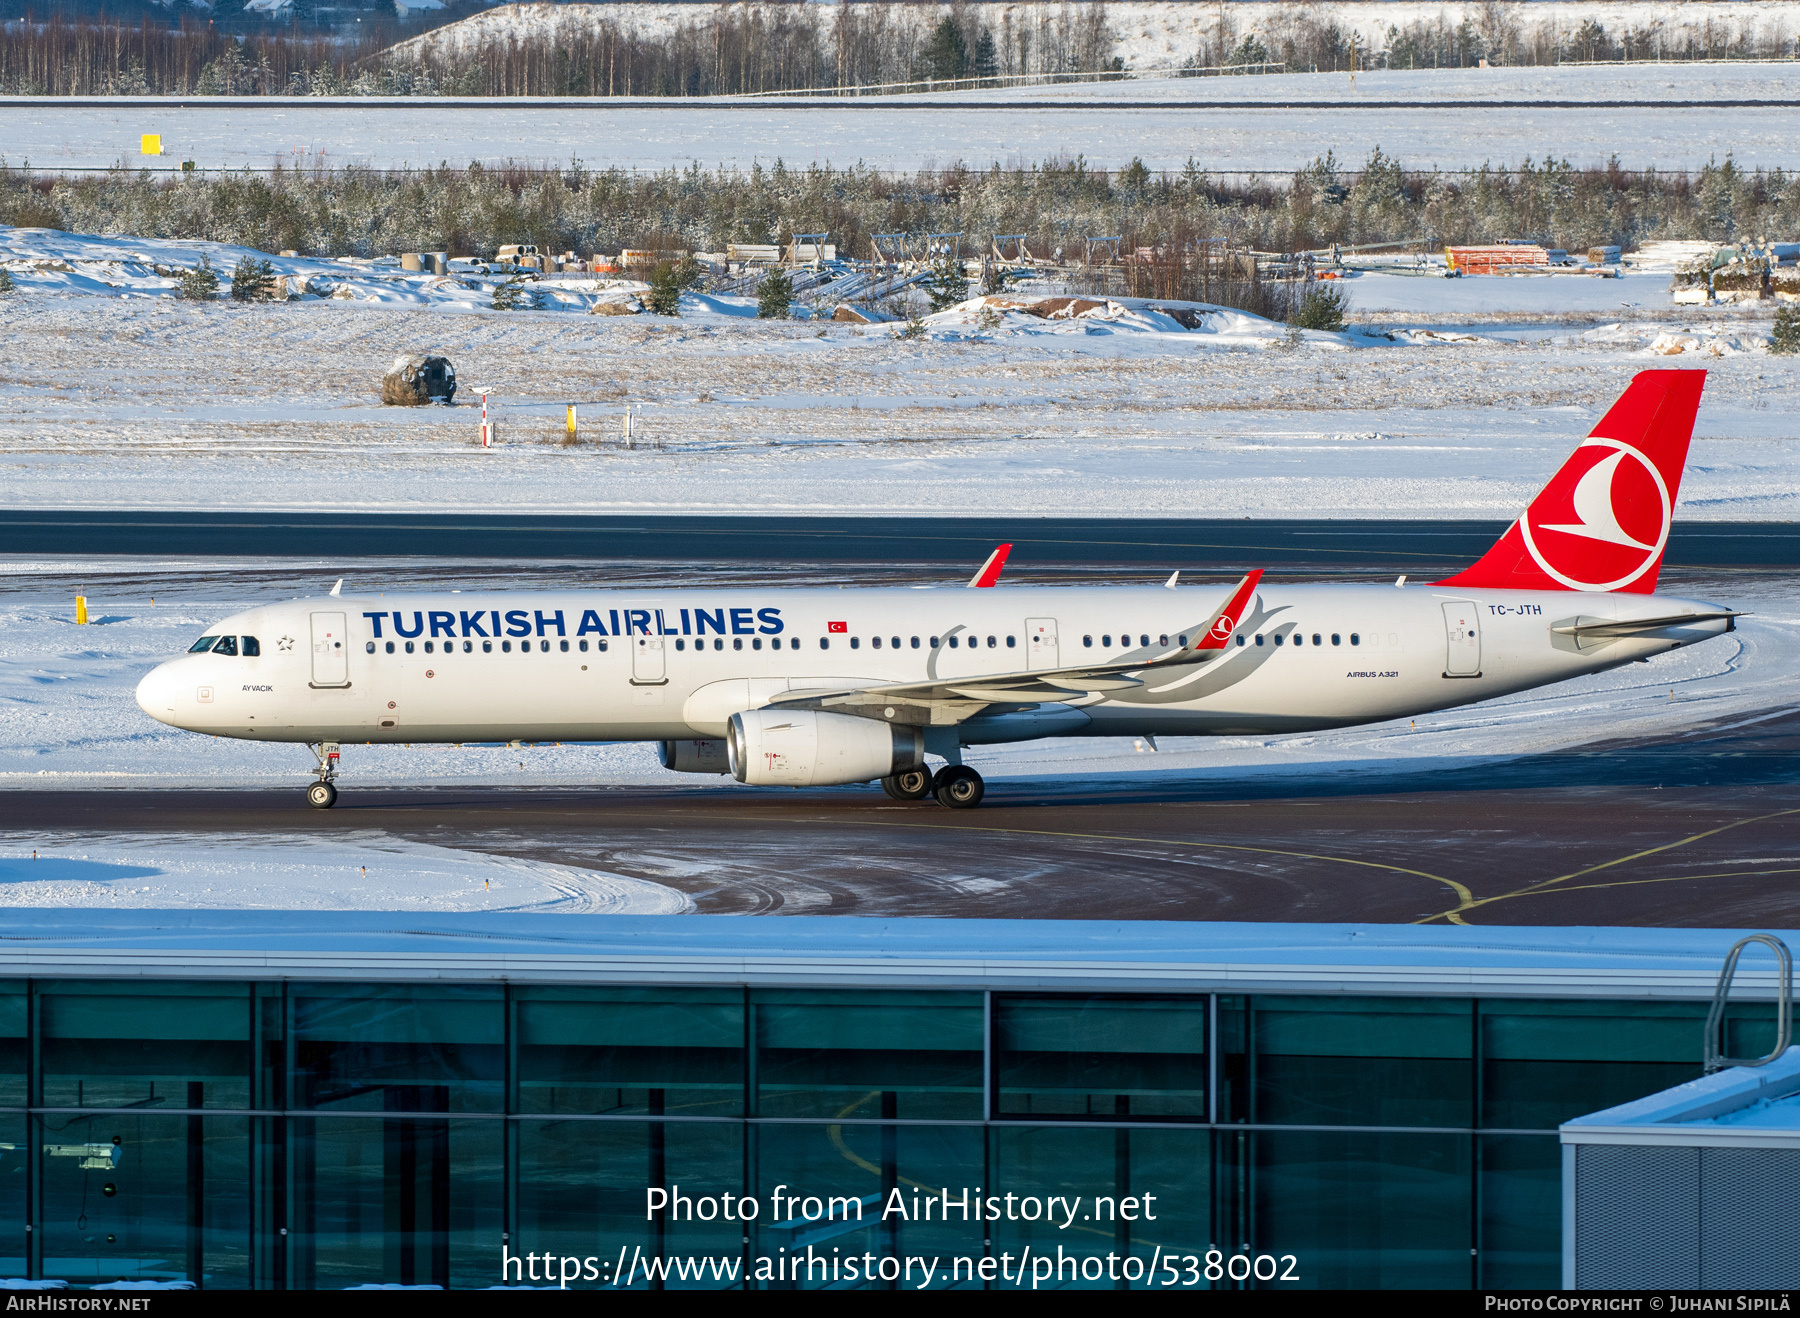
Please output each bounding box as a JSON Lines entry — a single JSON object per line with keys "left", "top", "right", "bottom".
{"left": 0, "top": 912, "right": 1786, "bottom": 995}
{"left": 1564, "top": 1046, "right": 1800, "bottom": 1141}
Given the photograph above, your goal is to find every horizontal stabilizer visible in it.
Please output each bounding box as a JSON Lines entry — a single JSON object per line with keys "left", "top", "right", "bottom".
{"left": 1550, "top": 610, "right": 1742, "bottom": 638}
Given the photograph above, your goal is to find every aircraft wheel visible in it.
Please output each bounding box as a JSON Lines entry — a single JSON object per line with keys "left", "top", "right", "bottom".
{"left": 933, "top": 766, "right": 984, "bottom": 809}
{"left": 885, "top": 767, "right": 936, "bottom": 800}
{"left": 307, "top": 781, "right": 338, "bottom": 810}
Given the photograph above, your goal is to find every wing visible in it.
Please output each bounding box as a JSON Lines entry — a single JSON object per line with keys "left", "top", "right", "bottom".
{"left": 771, "top": 570, "right": 1264, "bottom": 724}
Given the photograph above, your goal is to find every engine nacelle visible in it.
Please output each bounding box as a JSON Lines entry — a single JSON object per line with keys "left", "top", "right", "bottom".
{"left": 727, "top": 709, "right": 924, "bottom": 787}
{"left": 659, "top": 738, "right": 730, "bottom": 774}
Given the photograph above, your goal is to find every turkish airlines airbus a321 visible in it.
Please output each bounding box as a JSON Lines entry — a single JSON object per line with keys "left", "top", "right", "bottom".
{"left": 137, "top": 369, "right": 1737, "bottom": 810}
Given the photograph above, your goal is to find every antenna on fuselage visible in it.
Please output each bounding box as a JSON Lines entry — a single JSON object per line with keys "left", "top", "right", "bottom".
{"left": 1164, "top": 571, "right": 1179, "bottom": 589}
{"left": 330, "top": 579, "right": 342, "bottom": 597}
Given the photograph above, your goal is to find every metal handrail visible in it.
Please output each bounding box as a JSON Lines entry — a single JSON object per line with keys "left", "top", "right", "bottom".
{"left": 1703, "top": 934, "right": 1793, "bottom": 1073}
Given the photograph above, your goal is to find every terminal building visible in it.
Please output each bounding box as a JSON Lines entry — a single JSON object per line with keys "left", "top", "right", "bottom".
{"left": 0, "top": 913, "right": 1784, "bottom": 1290}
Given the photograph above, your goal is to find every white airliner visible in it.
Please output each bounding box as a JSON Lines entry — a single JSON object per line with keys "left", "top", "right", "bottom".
{"left": 137, "top": 369, "right": 1737, "bottom": 810}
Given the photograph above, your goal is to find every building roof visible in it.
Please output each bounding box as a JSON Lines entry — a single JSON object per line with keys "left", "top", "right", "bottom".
{"left": 1563, "top": 1049, "right": 1800, "bottom": 1147}
{"left": 0, "top": 911, "right": 1786, "bottom": 998}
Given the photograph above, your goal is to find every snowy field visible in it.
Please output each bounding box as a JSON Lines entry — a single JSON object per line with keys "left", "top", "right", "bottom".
{"left": 0, "top": 832, "right": 690, "bottom": 913}
{"left": 4, "top": 61, "right": 1797, "bottom": 173}
{"left": 0, "top": 559, "right": 1789, "bottom": 797}
{"left": 0, "top": 227, "right": 1794, "bottom": 521}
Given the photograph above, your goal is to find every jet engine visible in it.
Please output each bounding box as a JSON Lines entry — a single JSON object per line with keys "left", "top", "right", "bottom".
{"left": 659, "top": 739, "right": 730, "bottom": 774}
{"left": 727, "top": 709, "right": 925, "bottom": 787}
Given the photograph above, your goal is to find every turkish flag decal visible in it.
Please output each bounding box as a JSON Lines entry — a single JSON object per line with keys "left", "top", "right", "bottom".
{"left": 827, "top": 621, "right": 848, "bottom": 633}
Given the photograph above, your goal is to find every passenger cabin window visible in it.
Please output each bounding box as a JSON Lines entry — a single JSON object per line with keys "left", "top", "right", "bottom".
{"left": 820, "top": 638, "right": 829, "bottom": 650}
{"left": 1159, "top": 635, "right": 1168, "bottom": 647}
{"left": 560, "top": 640, "right": 570, "bottom": 652}
{"left": 850, "top": 637, "right": 861, "bottom": 649}
{"left": 872, "top": 637, "right": 882, "bottom": 649}
{"left": 1083, "top": 635, "right": 1093, "bottom": 647}
{"left": 1274, "top": 634, "right": 1285, "bottom": 646}
{"left": 1350, "top": 633, "right": 1361, "bottom": 646}
{"left": 366, "top": 641, "right": 376, "bottom": 654}
{"left": 675, "top": 639, "right": 685, "bottom": 651}
{"left": 463, "top": 641, "right": 472, "bottom": 653}
{"left": 1313, "top": 634, "right": 1322, "bottom": 646}
{"left": 188, "top": 636, "right": 219, "bottom": 653}
{"left": 482, "top": 641, "right": 492, "bottom": 653}
{"left": 242, "top": 636, "right": 260, "bottom": 657}
{"left": 424, "top": 642, "right": 434, "bottom": 654}
{"left": 405, "top": 641, "right": 415, "bottom": 654}
{"left": 1006, "top": 635, "right": 1016, "bottom": 648}
{"left": 1102, "top": 635, "right": 1112, "bottom": 647}
{"left": 987, "top": 635, "right": 997, "bottom": 648}
{"left": 386, "top": 641, "right": 396, "bottom": 654}
{"left": 1140, "top": 634, "right": 1150, "bottom": 647}
{"left": 752, "top": 638, "right": 762, "bottom": 651}
{"left": 891, "top": 637, "right": 901, "bottom": 649}
{"left": 212, "top": 636, "right": 238, "bottom": 657}
{"left": 1235, "top": 635, "right": 1246, "bottom": 647}
{"left": 911, "top": 636, "right": 921, "bottom": 649}
{"left": 1332, "top": 634, "right": 1341, "bottom": 646}
{"left": 502, "top": 641, "right": 512, "bottom": 653}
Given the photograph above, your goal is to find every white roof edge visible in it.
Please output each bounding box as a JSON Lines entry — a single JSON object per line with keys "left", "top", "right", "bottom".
{"left": 0, "top": 949, "right": 1781, "bottom": 998}
{"left": 1562, "top": 1050, "right": 1800, "bottom": 1135}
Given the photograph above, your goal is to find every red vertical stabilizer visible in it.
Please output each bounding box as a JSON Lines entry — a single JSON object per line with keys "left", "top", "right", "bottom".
{"left": 1437, "top": 369, "right": 1706, "bottom": 594}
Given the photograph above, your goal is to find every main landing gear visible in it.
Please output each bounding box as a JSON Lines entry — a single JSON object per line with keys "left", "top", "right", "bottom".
{"left": 880, "top": 765, "right": 985, "bottom": 809}
{"left": 307, "top": 742, "right": 341, "bottom": 810}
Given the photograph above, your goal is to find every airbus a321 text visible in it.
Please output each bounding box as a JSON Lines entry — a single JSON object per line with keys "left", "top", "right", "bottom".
{"left": 137, "top": 370, "right": 1738, "bottom": 810}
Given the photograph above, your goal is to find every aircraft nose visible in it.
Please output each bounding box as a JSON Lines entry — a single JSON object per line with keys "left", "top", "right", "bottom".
{"left": 135, "top": 662, "right": 181, "bottom": 726}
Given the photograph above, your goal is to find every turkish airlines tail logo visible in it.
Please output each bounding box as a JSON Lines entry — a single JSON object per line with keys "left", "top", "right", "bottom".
{"left": 1438, "top": 369, "right": 1705, "bottom": 595}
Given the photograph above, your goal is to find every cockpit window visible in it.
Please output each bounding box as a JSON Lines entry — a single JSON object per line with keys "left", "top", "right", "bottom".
{"left": 212, "top": 636, "right": 238, "bottom": 657}
{"left": 188, "top": 636, "right": 220, "bottom": 653}
{"left": 241, "top": 636, "right": 260, "bottom": 657}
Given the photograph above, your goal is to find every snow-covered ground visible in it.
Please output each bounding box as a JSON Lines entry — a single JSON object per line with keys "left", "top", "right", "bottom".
{"left": 0, "top": 227, "right": 1793, "bottom": 521}
{"left": 5, "top": 59, "right": 1796, "bottom": 173}
{"left": 0, "top": 559, "right": 1789, "bottom": 795}
{"left": 0, "top": 832, "right": 690, "bottom": 912}
{"left": 397, "top": 3, "right": 1800, "bottom": 79}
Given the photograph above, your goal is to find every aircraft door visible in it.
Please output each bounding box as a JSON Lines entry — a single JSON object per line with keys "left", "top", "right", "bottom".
{"left": 1026, "top": 617, "right": 1059, "bottom": 670}
{"left": 632, "top": 634, "right": 666, "bottom": 684}
{"left": 310, "top": 611, "right": 349, "bottom": 686}
{"left": 1442, "top": 602, "right": 1481, "bottom": 677}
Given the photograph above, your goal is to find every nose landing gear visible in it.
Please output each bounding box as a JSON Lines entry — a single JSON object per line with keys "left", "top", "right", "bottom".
{"left": 307, "top": 742, "right": 341, "bottom": 809}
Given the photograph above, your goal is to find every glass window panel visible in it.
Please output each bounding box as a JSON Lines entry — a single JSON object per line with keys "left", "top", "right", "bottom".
{"left": 517, "top": 1119, "right": 743, "bottom": 1290}
{"left": 753, "top": 990, "right": 981, "bottom": 1120}
{"left": 39, "top": 981, "right": 251, "bottom": 1109}
{"left": 995, "top": 996, "right": 1207, "bottom": 1119}
{"left": 290, "top": 1116, "right": 501, "bottom": 1290}
{"left": 0, "top": 982, "right": 25, "bottom": 1108}
{"left": 1478, "top": 1135, "right": 1560, "bottom": 1289}
{"left": 0, "top": 1115, "right": 24, "bottom": 1277}
{"left": 989, "top": 1125, "right": 1211, "bottom": 1289}
{"left": 37, "top": 1112, "right": 249, "bottom": 1287}
{"left": 752, "top": 1122, "right": 983, "bottom": 1288}
{"left": 1480, "top": 1000, "right": 1777, "bottom": 1129}
{"left": 1250, "top": 997, "right": 1471, "bottom": 1128}
{"left": 515, "top": 987, "right": 743, "bottom": 1117}
{"left": 293, "top": 984, "right": 503, "bottom": 1113}
{"left": 1252, "top": 1130, "right": 1471, "bottom": 1289}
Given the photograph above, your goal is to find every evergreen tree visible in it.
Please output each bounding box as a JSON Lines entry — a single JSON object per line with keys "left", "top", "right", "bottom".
{"left": 0, "top": 267, "right": 12, "bottom": 294}
{"left": 491, "top": 272, "right": 528, "bottom": 311}
{"left": 972, "top": 29, "right": 999, "bottom": 81}
{"left": 645, "top": 260, "right": 683, "bottom": 316}
{"left": 1773, "top": 305, "right": 1800, "bottom": 355}
{"left": 926, "top": 247, "right": 968, "bottom": 311}
{"left": 1293, "top": 283, "right": 1348, "bottom": 331}
{"left": 923, "top": 18, "right": 969, "bottom": 82}
{"left": 177, "top": 256, "right": 219, "bottom": 301}
{"left": 229, "top": 255, "right": 275, "bottom": 301}
{"left": 757, "top": 268, "right": 794, "bottom": 319}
